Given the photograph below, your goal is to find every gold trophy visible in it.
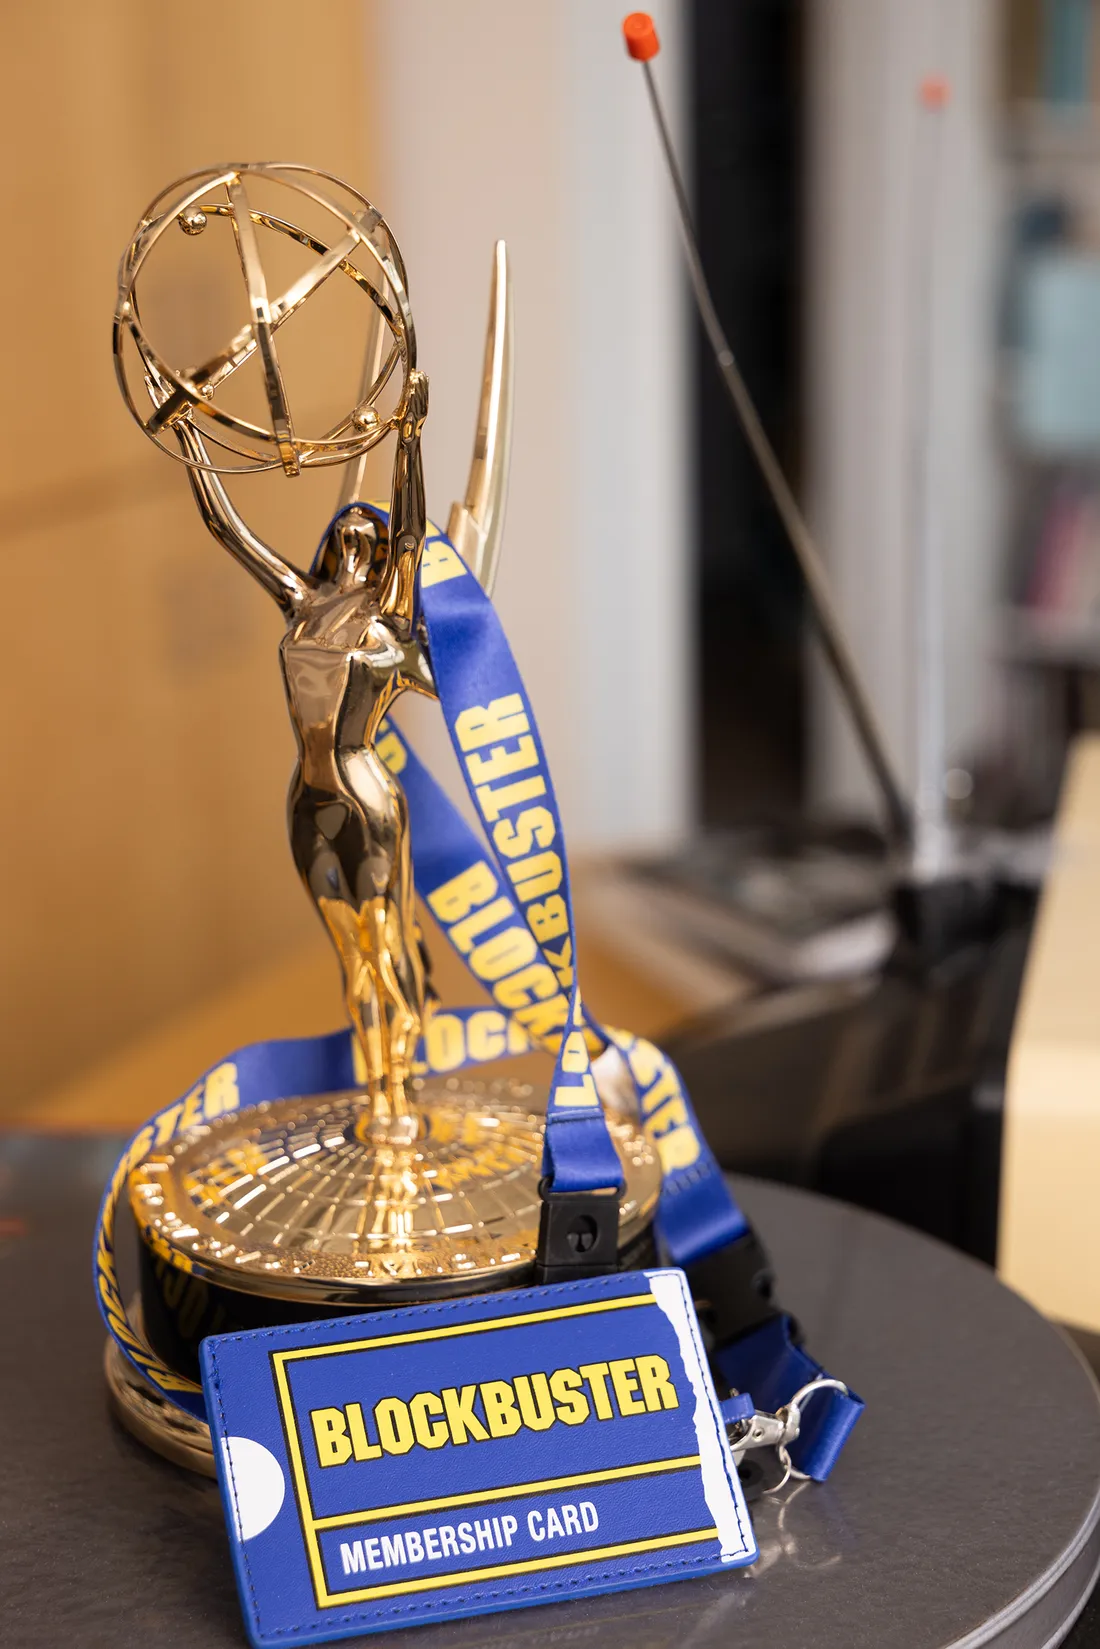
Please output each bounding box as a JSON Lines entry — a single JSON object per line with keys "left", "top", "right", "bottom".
{"left": 104, "top": 164, "right": 660, "bottom": 1473}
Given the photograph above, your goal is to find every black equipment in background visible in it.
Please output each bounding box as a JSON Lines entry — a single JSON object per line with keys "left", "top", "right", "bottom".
{"left": 666, "top": 878, "right": 1036, "bottom": 1265}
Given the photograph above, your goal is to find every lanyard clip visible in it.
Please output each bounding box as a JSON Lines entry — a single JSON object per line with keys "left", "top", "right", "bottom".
{"left": 727, "top": 1406, "right": 800, "bottom": 1459}
{"left": 721, "top": 1377, "right": 850, "bottom": 1493}
{"left": 686, "top": 1229, "right": 785, "bottom": 1350}
{"left": 533, "top": 1179, "right": 624, "bottom": 1284}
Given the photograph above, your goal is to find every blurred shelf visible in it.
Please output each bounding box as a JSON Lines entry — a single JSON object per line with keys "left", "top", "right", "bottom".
{"left": 999, "top": 431, "right": 1100, "bottom": 462}
{"left": 1004, "top": 101, "right": 1100, "bottom": 163}
{"left": 999, "top": 605, "right": 1100, "bottom": 669}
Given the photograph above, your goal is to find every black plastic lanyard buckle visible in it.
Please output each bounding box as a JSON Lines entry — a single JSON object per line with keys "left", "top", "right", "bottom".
{"left": 685, "top": 1229, "right": 789, "bottom": 1351}
{"left": 534, "top": 1178, "right": 623, "bottom": 1285}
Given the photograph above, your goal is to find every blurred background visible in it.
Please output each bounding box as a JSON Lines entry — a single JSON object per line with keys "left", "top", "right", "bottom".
{"left": 0, "top": 0, "right": 694, "bottom": 1121}
{"left": 4, "top": 0, "right": 1100, "bottom": 1326}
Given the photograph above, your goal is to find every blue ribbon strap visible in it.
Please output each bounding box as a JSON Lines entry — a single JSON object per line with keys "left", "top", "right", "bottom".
{"left": 419, "top": 540, "right": 623, "bottom": 1196}
{"left": 716, "top": 1318, "right": 865, "bottom": 1482}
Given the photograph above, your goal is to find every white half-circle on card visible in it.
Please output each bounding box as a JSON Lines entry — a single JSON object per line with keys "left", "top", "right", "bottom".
{"left": 221, "top": 1436, "right": 286, "bottom": 1542}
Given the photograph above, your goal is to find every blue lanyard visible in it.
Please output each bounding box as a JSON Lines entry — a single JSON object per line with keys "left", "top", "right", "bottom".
{"left": 92, "top": 513, "right": 862, "bottom": 1479}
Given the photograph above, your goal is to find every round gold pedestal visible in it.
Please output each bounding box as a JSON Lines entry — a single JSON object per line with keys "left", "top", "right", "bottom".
{"left": 113, "top": 1075, "right": 661, "bottom": 1471}
{"left": 104, "top": 1320, "right": 217, "bottom": 1478}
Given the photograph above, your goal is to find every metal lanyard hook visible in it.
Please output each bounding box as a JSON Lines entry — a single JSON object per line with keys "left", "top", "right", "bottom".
{"left": 723, "top": 1376, "right": 851, "bottom": 1494}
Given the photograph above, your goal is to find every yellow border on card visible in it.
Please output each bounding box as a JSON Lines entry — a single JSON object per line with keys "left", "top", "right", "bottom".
{"left": 268, "top": 1291, "right": 715, "bottom": 1610}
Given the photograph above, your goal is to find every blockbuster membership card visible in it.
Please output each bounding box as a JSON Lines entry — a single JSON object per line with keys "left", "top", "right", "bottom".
{"left": 201, "top": 1267, "right": 757, "bottom": 1647}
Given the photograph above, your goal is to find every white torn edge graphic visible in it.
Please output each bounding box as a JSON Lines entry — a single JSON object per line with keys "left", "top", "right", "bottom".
{"left": 648, "top": 1268, "right": 756, "bottom": 1563}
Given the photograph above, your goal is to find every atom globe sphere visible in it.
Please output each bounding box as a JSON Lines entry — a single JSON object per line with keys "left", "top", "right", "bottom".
{"left": 113, "top": 161, "right": 414, "bottom": 476}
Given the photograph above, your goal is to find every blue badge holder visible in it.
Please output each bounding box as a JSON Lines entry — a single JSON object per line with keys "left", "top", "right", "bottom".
{"left": 201, "top": 1268, "right": 757, "bottom": 1647}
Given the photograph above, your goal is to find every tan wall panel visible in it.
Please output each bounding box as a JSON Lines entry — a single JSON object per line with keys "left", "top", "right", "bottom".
{"left": 1000, "top": 735, "right": 1100, "bottom": 1332}
{"left": 0, "top": 1, "right": 374, "bottom": 1107}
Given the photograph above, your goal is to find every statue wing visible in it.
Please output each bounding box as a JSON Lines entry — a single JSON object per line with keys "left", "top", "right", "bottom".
{"left": 447, "top": 240, "right": 514, "bottom": 600}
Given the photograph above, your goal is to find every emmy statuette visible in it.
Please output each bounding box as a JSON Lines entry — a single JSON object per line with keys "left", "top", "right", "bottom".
{"left": 103, "top": 164, "right": 660, "bottom": 1473}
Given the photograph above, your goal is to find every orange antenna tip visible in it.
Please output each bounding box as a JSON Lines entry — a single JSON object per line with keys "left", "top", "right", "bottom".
{"left": 623, "top": 13, "right": 660, "bottom": 61}
{"left": 919, "top": 75, "right": 950, "bottom": 110}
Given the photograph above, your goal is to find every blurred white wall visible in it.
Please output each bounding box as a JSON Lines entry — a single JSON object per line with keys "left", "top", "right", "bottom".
{"left": 371, "top": 0, "right": 691, "bottom": 850}
{"left": 369, "top": 1, "right": 1002, "bottom": 842}
{"left": 807, "top": 0, "right": 1000, "bottom": 819}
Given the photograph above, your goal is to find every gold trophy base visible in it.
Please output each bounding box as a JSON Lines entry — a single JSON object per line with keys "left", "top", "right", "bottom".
{"left": 114, "top": 1075, "right": 661, "bottom": 1470}
{"left": 104, "top": 1315, "right": 217, "bottom": 1477}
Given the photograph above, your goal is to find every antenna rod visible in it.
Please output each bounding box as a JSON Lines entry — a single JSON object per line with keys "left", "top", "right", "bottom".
{"left": 622, "top": 13, "right": 912, "bottom": 848}
{"left": 911, "top": 77, "right": 951, "bottom": 877}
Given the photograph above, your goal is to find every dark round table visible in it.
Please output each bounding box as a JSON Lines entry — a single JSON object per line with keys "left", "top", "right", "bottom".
{"left": 2, "top": 1134, "right": 1099, "bottom": 1648}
